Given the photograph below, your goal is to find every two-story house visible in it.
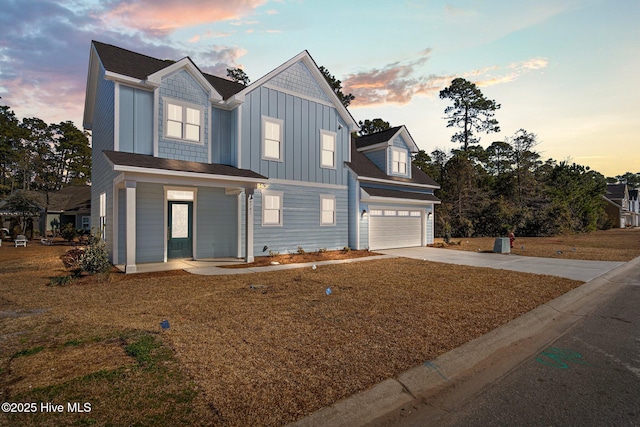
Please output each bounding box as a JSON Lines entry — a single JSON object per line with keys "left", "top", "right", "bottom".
{"left": 83, "top": 41, "right": 439, "bottom": 272}
{"left": 603, "top": 183, "right": 632, "bottom": 228}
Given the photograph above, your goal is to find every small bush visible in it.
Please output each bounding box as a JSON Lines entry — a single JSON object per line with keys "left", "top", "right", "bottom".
{"left": 49, "top": 275, "right": 73, "bottom": 286}
{"left": 268, "top": 250, "right": 280, "bottom": 257}
{"left": 61, "top": 223, "right": 77, "bottom": 242}
{"left": 342, "top": 246, "right": 351, "bottom": 253}
{"left": 80, "top": 233, "right": 111, "bottom": 274}
{"left": 318, "top": 247, "right": 327, "bottom": 253}
{"left": 296, "top": 246, "right": 305, "bottom": 255}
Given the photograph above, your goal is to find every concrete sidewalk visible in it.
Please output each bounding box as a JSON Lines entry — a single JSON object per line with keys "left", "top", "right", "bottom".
{"left": 290, "top": 255, "right": 640, "bottom": 427}
{"left": 379, "top": 246, "right": 623, "bottom": 282}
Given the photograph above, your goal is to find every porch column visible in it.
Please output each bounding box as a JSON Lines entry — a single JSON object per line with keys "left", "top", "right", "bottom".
{"left": 244, "top": 189, "right": 254, "bottom": 263}
{"left": 125, "top": 180, "right": 137, "bottom": 273}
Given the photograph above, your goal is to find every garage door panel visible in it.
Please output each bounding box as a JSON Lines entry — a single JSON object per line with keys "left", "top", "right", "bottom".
{"left": 369, "top": 211, "right": 421, "bottom": 250}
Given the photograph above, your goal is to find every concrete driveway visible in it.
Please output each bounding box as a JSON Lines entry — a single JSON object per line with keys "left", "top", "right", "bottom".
{"left": 378, "top": 247, "right": 624, "bottom": 282}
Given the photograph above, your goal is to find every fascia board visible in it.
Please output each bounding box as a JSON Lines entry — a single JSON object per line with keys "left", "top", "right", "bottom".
{"left": 111, "top": 164, "right": 267, "bottom": 185}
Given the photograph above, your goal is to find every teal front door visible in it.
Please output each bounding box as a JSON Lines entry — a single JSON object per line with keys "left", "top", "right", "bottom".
{"left": 168, "top": 201, "right": 193, "bottom": 259}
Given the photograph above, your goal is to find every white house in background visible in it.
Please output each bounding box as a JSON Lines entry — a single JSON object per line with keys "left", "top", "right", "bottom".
{"left": 83, "top": 41, "right": 440, "bottom": 273}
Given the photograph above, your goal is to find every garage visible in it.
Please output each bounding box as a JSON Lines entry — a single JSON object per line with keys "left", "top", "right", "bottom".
{"left": 369, "top": 208, "right": 422, "bottom": 250}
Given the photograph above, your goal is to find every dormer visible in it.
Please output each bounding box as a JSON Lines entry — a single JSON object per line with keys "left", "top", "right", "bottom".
{"left": 354, "top": 126, "right": 419, "bottom": 179}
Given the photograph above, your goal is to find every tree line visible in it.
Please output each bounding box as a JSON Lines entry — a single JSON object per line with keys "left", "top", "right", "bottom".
{"left": 0, "top": 98, "right": 91, "bottom": 198}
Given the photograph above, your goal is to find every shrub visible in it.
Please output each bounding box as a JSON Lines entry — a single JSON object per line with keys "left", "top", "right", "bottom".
{"left": 342, "top": 246, "right": 351, "bottom": 253}
{"left": 61, "top": 223, "right": 77, "bottom": 242}
{"left": 268, "top": 250, "right": 280, "bottom": 257}
{"left": 80, "top": 233, "right": 111, "bottom": 274}
{"left": 318, "top": 247, "right": 327, "bottom": 253}
{"left": 296, "top": 246, "right": 305, "bottom": 255}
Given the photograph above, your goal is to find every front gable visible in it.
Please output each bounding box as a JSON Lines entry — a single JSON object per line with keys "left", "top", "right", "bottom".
{"left": 264, "top": 61, "right": 332, "bottom": 104}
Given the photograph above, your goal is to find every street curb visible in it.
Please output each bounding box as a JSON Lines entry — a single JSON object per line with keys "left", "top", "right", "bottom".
{"left": 289, "top": 256, "right": 640, "bottom": 427}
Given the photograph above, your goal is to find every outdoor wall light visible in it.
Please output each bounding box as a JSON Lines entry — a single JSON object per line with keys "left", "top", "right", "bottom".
{"left": 361, "top": 209, "right": 367, "bottom": 218}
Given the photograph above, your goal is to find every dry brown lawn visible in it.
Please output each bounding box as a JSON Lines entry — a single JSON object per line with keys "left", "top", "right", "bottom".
{"left": 2, "top": 229, "right": 635, "bottom": 425}
{"left": 435, "top": 228, "right": 640, "bottom": 261}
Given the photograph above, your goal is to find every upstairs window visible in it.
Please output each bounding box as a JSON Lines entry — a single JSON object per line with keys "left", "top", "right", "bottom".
{"left": 320, "top": 130, "right": 336, "bottom": 168}
{"left": 99, "top": 192, "right": 107, "bottom": 241}
{"left": 263, "top": 117, "right": 284, "bottom": 161}
{"left": 164, "top": 99, "right": 203, "bottom": 143}
{"left": 392, "top": 148, "right": 408, "bottom": 175}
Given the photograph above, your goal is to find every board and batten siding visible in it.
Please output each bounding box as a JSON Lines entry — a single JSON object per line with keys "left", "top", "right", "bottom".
{"left": 252, "top": 183, "right": 348, "bottom": 255}
{"left": 240, "top": 86, "right": 350, "bottom": 185}
{"left": 118, "top": 85, "right": 153, "bottom": 155}
{"left": 210, "top": 107, "right": 234, "bottom": 165}
{"left": 196, "top": 187, "right": 238, "bottom": 258}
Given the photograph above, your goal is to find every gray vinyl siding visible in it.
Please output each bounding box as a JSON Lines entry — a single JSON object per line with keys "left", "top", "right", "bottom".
{"left": 196, "top": 187, "right": 238, "bottom": 258}
{"left": 158, "top": 70, "right": 209, "bottom": 162}
{"left": 90, "top": 65, "right": 118, "bottom": 260}
{"left": 252, "top": 183, "right": 348, "bottom": 255}
{"left": 241, "top": 85, "right": 350, "bottom": 185}
{"left": 119, "top": 85, "right": 153, "bottom": 155}
{"left": 136, "top": 182, "right": 165, "bottom": 263}
{"left": 348, "top": 173, "right": 359, "bottom": 249}
{"left": 364, "top": 149, "right": 387, "bottom": 173}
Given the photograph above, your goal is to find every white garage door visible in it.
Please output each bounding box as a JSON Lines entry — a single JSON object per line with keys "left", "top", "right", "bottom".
{"left": 369, "top": 209, "right": 422, "bottom": 250}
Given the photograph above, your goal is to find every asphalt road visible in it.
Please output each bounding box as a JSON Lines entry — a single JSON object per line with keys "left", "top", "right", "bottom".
{"left": 371, "top": 261, "right": 640, "bottom": 426}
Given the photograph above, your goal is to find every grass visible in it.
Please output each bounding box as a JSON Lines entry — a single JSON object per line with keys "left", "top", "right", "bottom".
{"left": 436, "top": 228, "right": 640, "bottom": 261}
{"left": 0, "top": 229, "right": 637, "bottom": 426}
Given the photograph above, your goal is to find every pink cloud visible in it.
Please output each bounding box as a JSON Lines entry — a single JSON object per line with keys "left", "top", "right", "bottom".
{"left": 104, "top": 0, "right": 267, "bottom": 35}
{"left": 343, "top": 50, "right": 454, "bottom": 106}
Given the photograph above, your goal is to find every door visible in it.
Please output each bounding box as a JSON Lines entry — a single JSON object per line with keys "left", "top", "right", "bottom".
{"left": 168, "top": 201, "right": 193, "bottom": 259}
{"left": 369, "top": 209, "right": 422, "bottom": 250}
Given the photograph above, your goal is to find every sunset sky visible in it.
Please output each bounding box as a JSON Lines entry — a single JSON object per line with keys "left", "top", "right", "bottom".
{"left": 1, "top": 0, "right": 638, "bottom": 177}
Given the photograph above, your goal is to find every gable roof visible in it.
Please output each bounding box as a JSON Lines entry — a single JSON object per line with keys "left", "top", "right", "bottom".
{"left": 355, "top": 125, "right": 419, "bottom": 153}
{"left": 606, "top": 183, "right": 628, "bottom": 200}
{"left": 345, "top": 138, "right": 439, "bottom": 188}
{"left": 91, "top": 41, "right": 245, "bottom": 99}
{"left": 230, "top": 50, "right": 358, "bottom": 132}
{"left": 0, "top": 186, "right": 91, "bottom": 214}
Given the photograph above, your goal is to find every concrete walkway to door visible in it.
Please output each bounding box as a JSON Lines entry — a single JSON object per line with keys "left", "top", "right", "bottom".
{"left": 378, "top": 246, "right": 624, "bottom": 282}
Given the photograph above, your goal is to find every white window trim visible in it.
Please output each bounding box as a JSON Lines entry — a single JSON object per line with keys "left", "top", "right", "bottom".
{"left": 262, "top": 116, "right": 284, "bottom": 162}
{"left": 262, "top": 190, "right": 283, "bottom": 226}
{"left": 320, "top": 194, "right": 336, "bottom": 226}
{"left": 391, "top": 147, "right": 408, "bottom": 175}
{"left": 99, "top": 192, "right": 107, "bottom": 241}
{"left": 163, "top": 97, "right": 204, "bottom": 144}
{"left": 320, "top": 129, "right": 337, "bottom": 169}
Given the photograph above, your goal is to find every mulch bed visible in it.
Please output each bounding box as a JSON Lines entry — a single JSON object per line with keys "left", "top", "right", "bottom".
{"left": 220, "top": 249, "right": 378, "bottom": 268}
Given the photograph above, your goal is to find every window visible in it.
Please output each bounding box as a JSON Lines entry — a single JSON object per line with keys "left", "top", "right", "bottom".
{"left": 384, "top": 210, "right": 397, "bottom": 216}
{"left": 82, "top": 216, "right": 91, "bottom": 230}
{"left": 262, "top": 117, "right": 284, "bottom": 161}
{"left": 320, "top": 195, "right": 336, "bottom": 226}
{"left": 262, "top": 191, "right": 283, "bottom": 226}
{"left": 99, "top": 192, "right": 107, "bottom": 241}
{"left": 410, "top": 211, "right": 422, "bottom": 217}
{"left": 398, "top": 210, "right": 409, "bottom": 217}
{"left": 392, "top": 148, "right": 408, "bottom": 174}
{"left": 320, "top": 130, "right": 336, "bottom": 168}
{"left": 164, "top": 99, "right": 203, "bottom": 143}
{"left": 369, "top": 209, "right": 383, "bottom": 216}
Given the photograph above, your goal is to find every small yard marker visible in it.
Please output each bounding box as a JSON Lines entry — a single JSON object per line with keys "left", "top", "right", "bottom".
{"left": 325, "top": 287, "right": 332, "bottom": 295}
{"left": 312, "top": 264, "right": 317, "bottom": 270}
{"left": 160, "top": 320, "right": 170, "bottom": 330}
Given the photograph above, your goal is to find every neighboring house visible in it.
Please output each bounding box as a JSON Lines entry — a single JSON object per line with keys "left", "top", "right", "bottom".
{"left": 629, "top": 189, "right": 639, "bottom": 227}
{"left": 0, "top": 186, "right": 91, "bottom": 236}
{"left": 83, "top": 41, "right": 440, "bottom": 273}
{"left": 603, "top": 183, "right": 633, "bottom": 228}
